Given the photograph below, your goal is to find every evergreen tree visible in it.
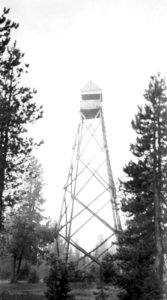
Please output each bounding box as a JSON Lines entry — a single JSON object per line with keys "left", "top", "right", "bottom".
{"left": 101, "top": 252, "right": 117, "bottom": 284}
{"left": 45, "top": 255, "right": 73, "bottom": 300}
{"left": 7, "top": 157, "right": 55, "bottom": 283}
{"left": 116, "top": 74, "right": 167, "bottom": 300}
{"left": 0, "top": 7, "right": 18, "bottom": 55}
{"left": 0, "top": 8, "right": 43, "bottom": 228}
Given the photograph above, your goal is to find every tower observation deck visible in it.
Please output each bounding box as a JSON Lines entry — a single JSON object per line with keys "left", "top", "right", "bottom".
{"left": 80, "top": 81, "right": 102, "bottom": 119}
{"left": 57, "top": 81, "right": 122, "bottom": 267}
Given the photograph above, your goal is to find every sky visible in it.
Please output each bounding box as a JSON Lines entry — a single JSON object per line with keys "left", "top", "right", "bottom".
{"left": 1, "top": 0, "right": 167, "bottom": 221}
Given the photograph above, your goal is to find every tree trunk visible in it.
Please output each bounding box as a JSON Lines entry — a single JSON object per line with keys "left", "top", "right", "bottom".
{"left": 153, "top": 113, "right": 164, "bottom": 297}
{"left": 154, "top": 185, "right": 163, "bottom": 284}
{"left": 11, "top": 253, "right": 17, "bottom": 283}
{"left": 15, "top": 251, "right": 23, "bottom": 281}
{"left": 0, "top": 163, "right": 5, "bottom": 230}
{"left": 0, "top": 125, "right": 9, "bottom": 230}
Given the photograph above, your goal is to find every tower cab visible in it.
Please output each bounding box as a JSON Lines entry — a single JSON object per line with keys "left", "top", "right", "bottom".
{"left": 80, "top": 81, "right": 102, "bottom": 119}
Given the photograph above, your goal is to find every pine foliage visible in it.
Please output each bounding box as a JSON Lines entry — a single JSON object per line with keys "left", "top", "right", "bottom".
{"left": 0, "top": 8, "right": 43, "bottom": 227}
{"left": 7, "top": 157, "right": 55, "bottom": 282}
{"left": 45, "top": 255, "right": 73, "bottom": 300}
{"left": 116, "top": 75, "right": 167, "bottom": 300}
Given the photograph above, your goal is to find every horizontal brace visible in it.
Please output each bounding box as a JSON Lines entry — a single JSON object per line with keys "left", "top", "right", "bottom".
{"left": 59, "top": 233, "right": 101, "bottom": 266}
{"left": 77, "top": 233, "right": 115, "bottom": 263}
{"left": 82, "top": 243, "right": 114, "bottom": 270}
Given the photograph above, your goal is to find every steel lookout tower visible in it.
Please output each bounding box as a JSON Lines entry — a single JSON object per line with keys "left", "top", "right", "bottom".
{"left": 57, "top": 81, "right": 122, "bottom": 266}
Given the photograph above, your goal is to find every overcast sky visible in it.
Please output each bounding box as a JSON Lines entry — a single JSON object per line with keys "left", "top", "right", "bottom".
{"left": 1, "top": 0, "right": 167, "bottom": 220}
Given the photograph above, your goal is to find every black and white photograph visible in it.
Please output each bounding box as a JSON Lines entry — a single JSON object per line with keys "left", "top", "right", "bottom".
{"left": 0, "top": 1, "right": 167, "bottom": 299}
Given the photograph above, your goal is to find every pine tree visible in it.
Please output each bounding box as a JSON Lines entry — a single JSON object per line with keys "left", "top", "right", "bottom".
{"left": 0, "top": 7, "right": 18, "bottom": 55}
{"left": 0, "top": 8, "right": 43, "bottom": 227}
{"left": 7, "top": 157, "right": 54, "bottom": 283}
{"left": 116, "top": 74, "right": 167, "bottom": 300}
{"left": 45, "top": 255, "right": 73, "bottom": 300}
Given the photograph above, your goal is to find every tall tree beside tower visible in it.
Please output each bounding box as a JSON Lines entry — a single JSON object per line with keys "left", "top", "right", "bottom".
{"left": 0, "top": 8, "right": 43, "bottom": 228}
{"left": 116, "top": 75, "right": 167, "bottom": 300}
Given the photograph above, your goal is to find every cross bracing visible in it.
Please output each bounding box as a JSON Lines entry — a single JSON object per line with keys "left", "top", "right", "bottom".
{"left": 57, "top": 83, "right": 122, "bottom": 266}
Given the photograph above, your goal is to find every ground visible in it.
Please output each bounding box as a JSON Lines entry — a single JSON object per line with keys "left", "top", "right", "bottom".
{"left": 0, "top": 281, "right": 45, "bottom": 300}
{"left": 0, "top": 281, "right": 120, "bottom": 300}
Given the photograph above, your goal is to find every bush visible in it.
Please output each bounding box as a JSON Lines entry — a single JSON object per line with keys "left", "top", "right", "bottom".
{"left": 45, "top": 255, "right": 74, "bottom": 300}
{"left": 28, "top": 267, "right": 39, "bottom": 283}
{"left": 18, "top": 262, "right": 30, "bottom": 280}
{"left": 0, "top": 255, "right": 12, "bottom": 279}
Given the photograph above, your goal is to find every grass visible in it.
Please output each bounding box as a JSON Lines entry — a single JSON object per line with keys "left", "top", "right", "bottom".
{"left": 0, "top": 281, "right": 120, "bottom": 299}
{"left": 0, "top": 281, "right": 45, "bottom": 295}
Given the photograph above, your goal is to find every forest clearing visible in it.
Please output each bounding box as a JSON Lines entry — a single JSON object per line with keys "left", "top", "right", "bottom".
{"left": 0, "top": 281, "right": 120, "bottom": 300}
{"left": 0, "top": 2, "right": 167, "bottom": 300}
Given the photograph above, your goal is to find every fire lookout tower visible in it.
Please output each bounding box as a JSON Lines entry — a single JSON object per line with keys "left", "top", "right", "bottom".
{"left": 57, "top": 81, "right": 122, "bottom": 266}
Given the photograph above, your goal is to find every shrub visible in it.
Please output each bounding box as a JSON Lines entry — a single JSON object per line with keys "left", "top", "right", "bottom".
{"left": 45, "top": 255, "right": 74, "bottom": 300}
{"left": 28, "top": 267, "right": 39, "bottom": 283}
{"left": 18, "top": 262, "right": 30, "bottom": 280}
